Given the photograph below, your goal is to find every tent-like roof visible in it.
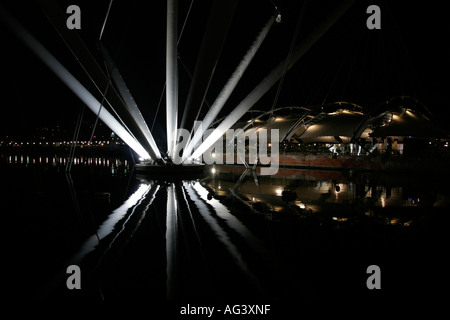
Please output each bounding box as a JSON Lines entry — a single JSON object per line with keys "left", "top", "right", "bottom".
{"left": 214, "top": 98, "right": 448, "bottom": 144}
{"left": 370, "top": 108, "right": 446, "bottom": 138}
{"left": 244, "top": 116, "right": 301, "bottom": 142}
{"left": 292, "top": 110, "right": 370, "bottom": 143}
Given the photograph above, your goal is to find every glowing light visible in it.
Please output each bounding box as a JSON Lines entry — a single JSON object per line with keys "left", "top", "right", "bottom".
{"left": 297, "top": 202, "right": 306, "bottom": 209}
{"left": 69, "top": 183, "right": 156, "bottom": 264}
{"left": 1, "top": 8, "right": 150, "bottom": 160}
{"left": 332, "top": 217, "right": 348, "bottom": 222}
{"left": 211, "top": 167, "right": 216, "bottom": 174}
{"left": 102, "top": 45, "right": 160, "bottom": 159}
{"left": 182, "top": 13, "right": 277, "bottom": 162}
{"left": 275, "top": 188, "right": 283, "bottom": 195}
{"left": 188, "top": 182, "right": 265, "bottom": 286}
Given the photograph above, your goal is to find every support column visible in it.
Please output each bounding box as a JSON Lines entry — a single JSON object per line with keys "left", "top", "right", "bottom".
{"left": 166, "top": 0, "right": 178, "bottom": 158}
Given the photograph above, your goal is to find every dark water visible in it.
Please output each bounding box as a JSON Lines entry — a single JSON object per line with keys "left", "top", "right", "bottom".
{"left": 2, "top": 154, "right": 450, "bottom": 310}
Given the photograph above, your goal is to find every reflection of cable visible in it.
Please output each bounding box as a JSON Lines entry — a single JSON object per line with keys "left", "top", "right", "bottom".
{"left": 87, "top": 185, "right": 153, "bottom": 288}
{"left": 189, "top": 182, "right": 268, "bottom": 298}
{"left": 180, "top": 183, "right": 210, "bottom": 271}
{"left": 181, "top": 184, "right": 202, "bottom": 248}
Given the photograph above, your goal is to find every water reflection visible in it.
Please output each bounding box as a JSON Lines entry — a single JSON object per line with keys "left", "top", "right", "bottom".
{"left": 184, "top": 181, "right": 266, "bottom": 297}
{"left": 61, "top": 176, "right": 276, "bottom": 300}
{"left": 3, "top": 153, "right": 129, "bottom": 168}
{"left": 208, "top": 165, "right": 450, "bottom": 228}
{"left": 31, "top": 163, "right": 450, "bottom": 301}
{"left": 73, "top": 183, "right": 157, "bottom": 262}
{"left": 2, "top": 153, "right": 131, "bottom": 176}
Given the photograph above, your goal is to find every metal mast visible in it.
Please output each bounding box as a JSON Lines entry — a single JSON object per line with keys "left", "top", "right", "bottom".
{"left": 166, "top": 0, "right": 178, "bottom": 158}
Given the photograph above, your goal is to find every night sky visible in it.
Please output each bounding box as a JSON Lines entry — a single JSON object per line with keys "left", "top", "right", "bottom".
{"left": 1, "top": 0, "right": 449, "bottom": 143}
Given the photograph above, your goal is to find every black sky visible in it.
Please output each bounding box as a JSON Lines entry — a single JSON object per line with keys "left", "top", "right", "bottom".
{"left": 1, "top": 0, "right": 449, "bottom": 141}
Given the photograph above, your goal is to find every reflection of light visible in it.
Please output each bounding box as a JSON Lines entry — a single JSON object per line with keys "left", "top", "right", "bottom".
{"left": 332, "top": 217, "right": 348, "bottom": 222}
{"left": 166, "top": 184, "right": 177, "bottom": 299}
{"left": 211, "top": 167, "right": 216, "bottom": 174}
{"left": 275, "top": 188, "right": 283, "bottom": 195}
{"left": 190, "top": 181, "right": 267, "bottom": 288}
{"left": 70, "top": 183, "right": 154, "bottom": 263}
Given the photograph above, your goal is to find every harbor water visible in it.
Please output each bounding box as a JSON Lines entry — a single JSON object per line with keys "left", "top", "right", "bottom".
{"left": 2, "top": 153, "right": 449, "bottom": 307}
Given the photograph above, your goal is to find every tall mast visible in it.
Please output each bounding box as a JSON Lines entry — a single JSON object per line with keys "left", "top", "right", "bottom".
{"left": 166, "top": 0, "right": 178, "bottom": 158}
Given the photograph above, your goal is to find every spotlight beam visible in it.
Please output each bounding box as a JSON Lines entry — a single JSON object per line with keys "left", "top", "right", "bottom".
{"left": 179, "top": 0, "right": 239, "bottom": 140}
{"left": 101, "top": 44, "right": 162, "bottom": 160}
{"left": 182, "top": 12, "right": 278, "bottom": 162}
{"left": 0, "top": 6, "right": 150, "bottom": 159}
{"left": 34, "top": 0, "right": 161, "bottom": 160}
{"left": 190, "top": 0, "right": 356, "bottom": 161}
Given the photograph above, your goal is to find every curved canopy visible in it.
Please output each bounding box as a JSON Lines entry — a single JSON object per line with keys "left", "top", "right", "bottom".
{"left": 370, "top": 108, "right": 446, "bottom": 138}
{"left": 294, "top": 110, "right": 368, "bottom": 141}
